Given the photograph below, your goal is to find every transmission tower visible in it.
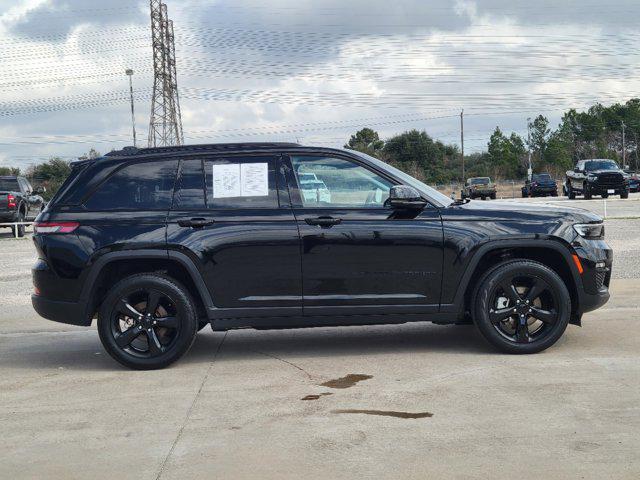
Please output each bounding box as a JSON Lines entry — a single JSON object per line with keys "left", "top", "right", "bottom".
{"left": 148, "top": 0, "right": 183, "bottom": 147}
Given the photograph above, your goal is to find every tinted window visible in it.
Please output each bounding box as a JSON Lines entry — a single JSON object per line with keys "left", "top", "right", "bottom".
{"left": 204, "top": 156, "right": 278, "bottom": 209}
{"left": 174, "top": 159, "right": 205, "bottom": 209}
{"left": 0, "top": 179, "right": 20, "bottom": 191}
{"left": 291, "top": 156, "right": 393, "bottom": 208}
{"left": 532, "top": 174, "right": 552, "bottom": 181}
{"left": 470, "top": 177, "right": 490, "bottom": 185}
{"left": 585, "top": 160, "right": 619, "bottom": 171}
{"left": 84, "top": 160, "right": 178, "bottom": 211}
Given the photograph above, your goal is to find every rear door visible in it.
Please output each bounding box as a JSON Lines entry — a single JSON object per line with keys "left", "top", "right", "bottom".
{"left": 166, "top": 154, "right": 302, "bottom": 320}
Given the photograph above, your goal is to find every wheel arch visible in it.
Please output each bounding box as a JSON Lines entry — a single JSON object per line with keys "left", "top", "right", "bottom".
{"left": 443, "top": 240, "right": 582, "bottom": 325}
{"left": 81, "top": 250, "right": 214, "bottom": 324}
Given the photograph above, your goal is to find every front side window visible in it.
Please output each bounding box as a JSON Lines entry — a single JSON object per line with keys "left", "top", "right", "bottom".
{"left": 204, "top": 156, "right": 278, "bottom": 209}
{"left": 291, "top": 156, "right": 393, "bottom": 208}
{"left": 84, "top": 160, "right": 178, "bottom": 211}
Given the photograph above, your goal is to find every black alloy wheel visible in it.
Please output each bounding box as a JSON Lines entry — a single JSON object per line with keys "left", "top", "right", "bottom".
{"left": 98, "top": 274, "right": 198, "bottom": 369}
{"left": 473, "top": 260, "right": 570, "bottom": 354}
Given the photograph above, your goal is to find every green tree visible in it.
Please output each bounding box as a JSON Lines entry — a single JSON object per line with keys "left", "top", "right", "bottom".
{"left": 26, "top": 158, "right": 72, "bottom": 200}
{"left": 486, "top": 127, "right": 525, "bottom": 178}
{"left": 383, "top": 129, "right": 458, "bottom": 184}
{"left": 344, "top": 128, "right": 385, "bottom": 158}
{"left": 527, "top": 115, "right": 550, "bottom": 163}
{"left": 0, "top": 166, "right": 20, "bottom": 176}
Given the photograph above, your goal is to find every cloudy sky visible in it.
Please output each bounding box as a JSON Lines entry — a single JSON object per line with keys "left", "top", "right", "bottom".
{"left": 1, "top": 0, "right": 638, "bottom": 169}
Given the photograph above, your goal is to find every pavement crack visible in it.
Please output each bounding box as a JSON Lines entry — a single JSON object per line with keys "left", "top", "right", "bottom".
{"left": 251, "top": 349, "right": 313, "bottom": 380}
{"left": 155, "top": 331, "right": 228, "bottom": 480}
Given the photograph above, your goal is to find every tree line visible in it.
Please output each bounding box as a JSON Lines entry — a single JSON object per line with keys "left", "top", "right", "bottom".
{"left": 345, "top": 98, "right": 640, "bottom": 183}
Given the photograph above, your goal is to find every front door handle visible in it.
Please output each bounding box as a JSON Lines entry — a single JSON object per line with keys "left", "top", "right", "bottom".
{"left": 305, "top": 216, "right": 342, "bottom": 228}
{"left": 177, "top": 218, "right": 215, "bottom": 228}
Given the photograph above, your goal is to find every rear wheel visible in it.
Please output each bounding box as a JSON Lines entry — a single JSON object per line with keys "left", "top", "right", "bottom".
{"left": 621, "top": 189, "right": 629, "bottom": 199}
{"left": 584, "top": 182, "right": 592, "bottom": 200}
{"left": 473, "top": 260, "right": 571, "bottom": 354}
{"left": 490, "top": 193, "right": 496, "bottom": 200}
{"left": 98, "top": 274, "right": 198, "bottom": 370}
{"left": 11, "top": 212, "right": 25, "bottom": 238}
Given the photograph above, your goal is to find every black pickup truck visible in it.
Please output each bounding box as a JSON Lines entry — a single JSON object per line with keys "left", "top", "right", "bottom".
{"left": 0, "top": 176, "right": 45, "bottom": 237}
{"left": 564, "top": 159, "right": 630, "bottom": 199}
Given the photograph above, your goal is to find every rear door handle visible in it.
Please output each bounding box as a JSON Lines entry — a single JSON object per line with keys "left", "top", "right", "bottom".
{"left": 305, "top": 216, "right": 342, "bottom": 228}
{"left": 177, "top": 218, "right": 215, "bottom": 228}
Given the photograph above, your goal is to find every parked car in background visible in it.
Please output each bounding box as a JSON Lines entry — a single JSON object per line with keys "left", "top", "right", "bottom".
{"left": 521, "top": 173, "right": 558, "bottom": 197}
{"left": 564, "top": 159, "right": 630, "bottom": 199}
{"left": 461, "top": 177, "right": 497, "bottom": 200}
{"left": 0, "top": 176, "right": 45, "bottom": 237}
{"left": 624, "top": 169, "right": 639, "bottom": 192}
{"left": 32, "top": 143, "right": 612, "bottom": 369}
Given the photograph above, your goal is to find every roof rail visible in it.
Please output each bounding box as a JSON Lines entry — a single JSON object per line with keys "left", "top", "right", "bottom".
{"left": 105, "top": 142, "right": 301, "bottom": 157}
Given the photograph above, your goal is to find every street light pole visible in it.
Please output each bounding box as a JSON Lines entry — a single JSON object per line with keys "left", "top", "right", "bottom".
{"left": 621, "top": 120, "right": 626, "bottom": 168}
{"left": 125, "top": 69, "right": 137, "bottom": 148}
{"left": 527, "top": 117, "right": 532, "bottom": 181}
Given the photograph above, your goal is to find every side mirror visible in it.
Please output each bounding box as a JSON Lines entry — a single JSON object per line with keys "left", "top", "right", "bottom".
{"left": 388, "top": 185, "right": 427, "bottom": 209}
{"left": 34, "top": 186, "right": 46, "bottom": 195}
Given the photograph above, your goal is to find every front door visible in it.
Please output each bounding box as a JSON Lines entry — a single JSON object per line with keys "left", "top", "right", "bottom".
{"left": 166, "top": 155, "right": 302, "bottom": 319}
{"left": 284, "top": 154, "right": 444, "bottom": 317}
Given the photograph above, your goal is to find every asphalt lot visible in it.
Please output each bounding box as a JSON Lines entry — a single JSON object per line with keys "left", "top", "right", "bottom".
{"left": 1, "top": 196, "right": 639, "bottom": 479}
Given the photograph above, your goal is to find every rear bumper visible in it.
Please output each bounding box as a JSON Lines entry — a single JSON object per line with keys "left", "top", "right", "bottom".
{"left": 31, "top": 295, "right": 91, "bottom": 326}
{"left": 0, "top": 212, "right": 18, "bottom": 223}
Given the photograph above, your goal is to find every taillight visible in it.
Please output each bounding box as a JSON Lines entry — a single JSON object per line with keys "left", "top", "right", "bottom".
{"left": 7, "top": 194, "right": 16, "bottom": 209}
{"left": 34, "top": 222, "right": 79, "bottom": 234}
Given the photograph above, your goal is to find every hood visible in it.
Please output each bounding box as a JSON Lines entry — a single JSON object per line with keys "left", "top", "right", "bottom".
{"left": 587, "top": 169, "right": 623, "bottom": 176}
{"left": 450, "top": 198, "right": 601, "bottom": 224}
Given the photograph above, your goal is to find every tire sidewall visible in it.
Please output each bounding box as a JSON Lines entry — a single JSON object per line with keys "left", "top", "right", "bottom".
{"left": 473, "top": 260, "right": 571, "bottom": 354}
{"left": 98, "top": 274, "right": 198, "bottom": 370}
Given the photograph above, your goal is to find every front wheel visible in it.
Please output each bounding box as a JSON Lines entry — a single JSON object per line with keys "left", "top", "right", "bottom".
{"left": 473, "top": 260, "right": 571, "bottom": 354}
{"left": 621, "top": 189, "right": 629, "bottom": 199}
{"left": 98, "top": 274, "right": 198, "bottom": 370}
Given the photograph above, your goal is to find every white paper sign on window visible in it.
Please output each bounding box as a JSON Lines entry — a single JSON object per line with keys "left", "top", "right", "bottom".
{"left": 212, "top": 164, "right": 241, "bottom": 198}
{"left": 240, "top": 163, "right": 269, "bottom": 197}
{"left": 212, "top": 162, "right": 269, "bottom": 198}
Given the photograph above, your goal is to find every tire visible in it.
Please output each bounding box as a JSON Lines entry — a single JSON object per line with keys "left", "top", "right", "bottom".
{"left": 521, "top": 190, "right": 528, "bottom": 198}
{"left": 584, "top": 183, "right": 592, "bottom": 200}
{"left": 621, "top": 190, "right": 629, "bottom": 199}
{"left": 98, "top": 273, "right": 199, "bottom": 370}
{"left": 567, "top": 183, "right": 576, "bottom": 199}
{"left": 472, "top": 260, "right": 571, "bottom": 354}
{"left": 490, "top": 193, "right": 496, "bottom": 200}
{"left": 601, "top": 193, "right": 609, "bottom": 199}
{"left": 11, "top": 212, "right": 25, "bottom": 238}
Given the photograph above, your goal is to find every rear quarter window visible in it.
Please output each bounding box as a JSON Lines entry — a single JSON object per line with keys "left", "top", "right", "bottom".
{"left": 84, "top": 160, "right": 178, "bottom": 211}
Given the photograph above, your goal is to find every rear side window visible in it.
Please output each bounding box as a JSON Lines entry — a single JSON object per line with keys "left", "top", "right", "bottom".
{"left": 204, "top": 156, "right": 278, "bottom": 209}
{"left": 84, "top": 160, "right": 178, "bottom": 211}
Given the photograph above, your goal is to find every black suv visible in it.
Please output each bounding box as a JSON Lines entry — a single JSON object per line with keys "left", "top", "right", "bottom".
{"left": 32, "top": 143, "right": 612, "bottom": 369}
{"left": 565, "top": 159, "right": 630, "bottom": 199}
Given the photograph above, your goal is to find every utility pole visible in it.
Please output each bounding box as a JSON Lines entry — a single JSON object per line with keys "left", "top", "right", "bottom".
{"left": 125, "top": 69, "right": 137, "bottom": 147}
{"left": 148, "top": 0, "right": 183, "bottom": 147}
{"left": 460, "top": 109, "right": 465, "bottom": 181}
{"left": 527, "top": 117, "right": 532, "bottom": 181}
{"left": 621, "top": 120, "right": 626, "bottom": 167}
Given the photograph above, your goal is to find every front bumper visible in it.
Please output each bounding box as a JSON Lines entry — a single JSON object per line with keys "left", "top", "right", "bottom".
{"left": 573, "top": 237, "right": 613, "bottom": 315}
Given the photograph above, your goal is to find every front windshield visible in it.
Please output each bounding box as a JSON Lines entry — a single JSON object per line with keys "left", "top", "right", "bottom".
{"left": 470, "top": 177, "right": 490, "bottom": 185}
{"left": 351, "top": 151, "right": 453, "bottom": 206}
{"left": 585, "top": 160, "right": 619, "bottom": 171}
{"left": 533, "top": 174, "right": 552, "bottom": 181}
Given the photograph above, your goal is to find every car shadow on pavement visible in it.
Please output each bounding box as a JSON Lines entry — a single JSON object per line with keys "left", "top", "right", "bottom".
{"left": 184, "top": 323, "right": 492, "bottom": 366}
{"left": 1, "top": 324, "right": 491, "bottom": 372}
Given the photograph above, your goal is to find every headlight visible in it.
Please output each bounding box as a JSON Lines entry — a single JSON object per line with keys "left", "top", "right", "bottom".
{"left": 587, "top": 174, "right": 597, "bottom": 182}
{"left": 574, "top": 223, "right": 605, "bottom": 239}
